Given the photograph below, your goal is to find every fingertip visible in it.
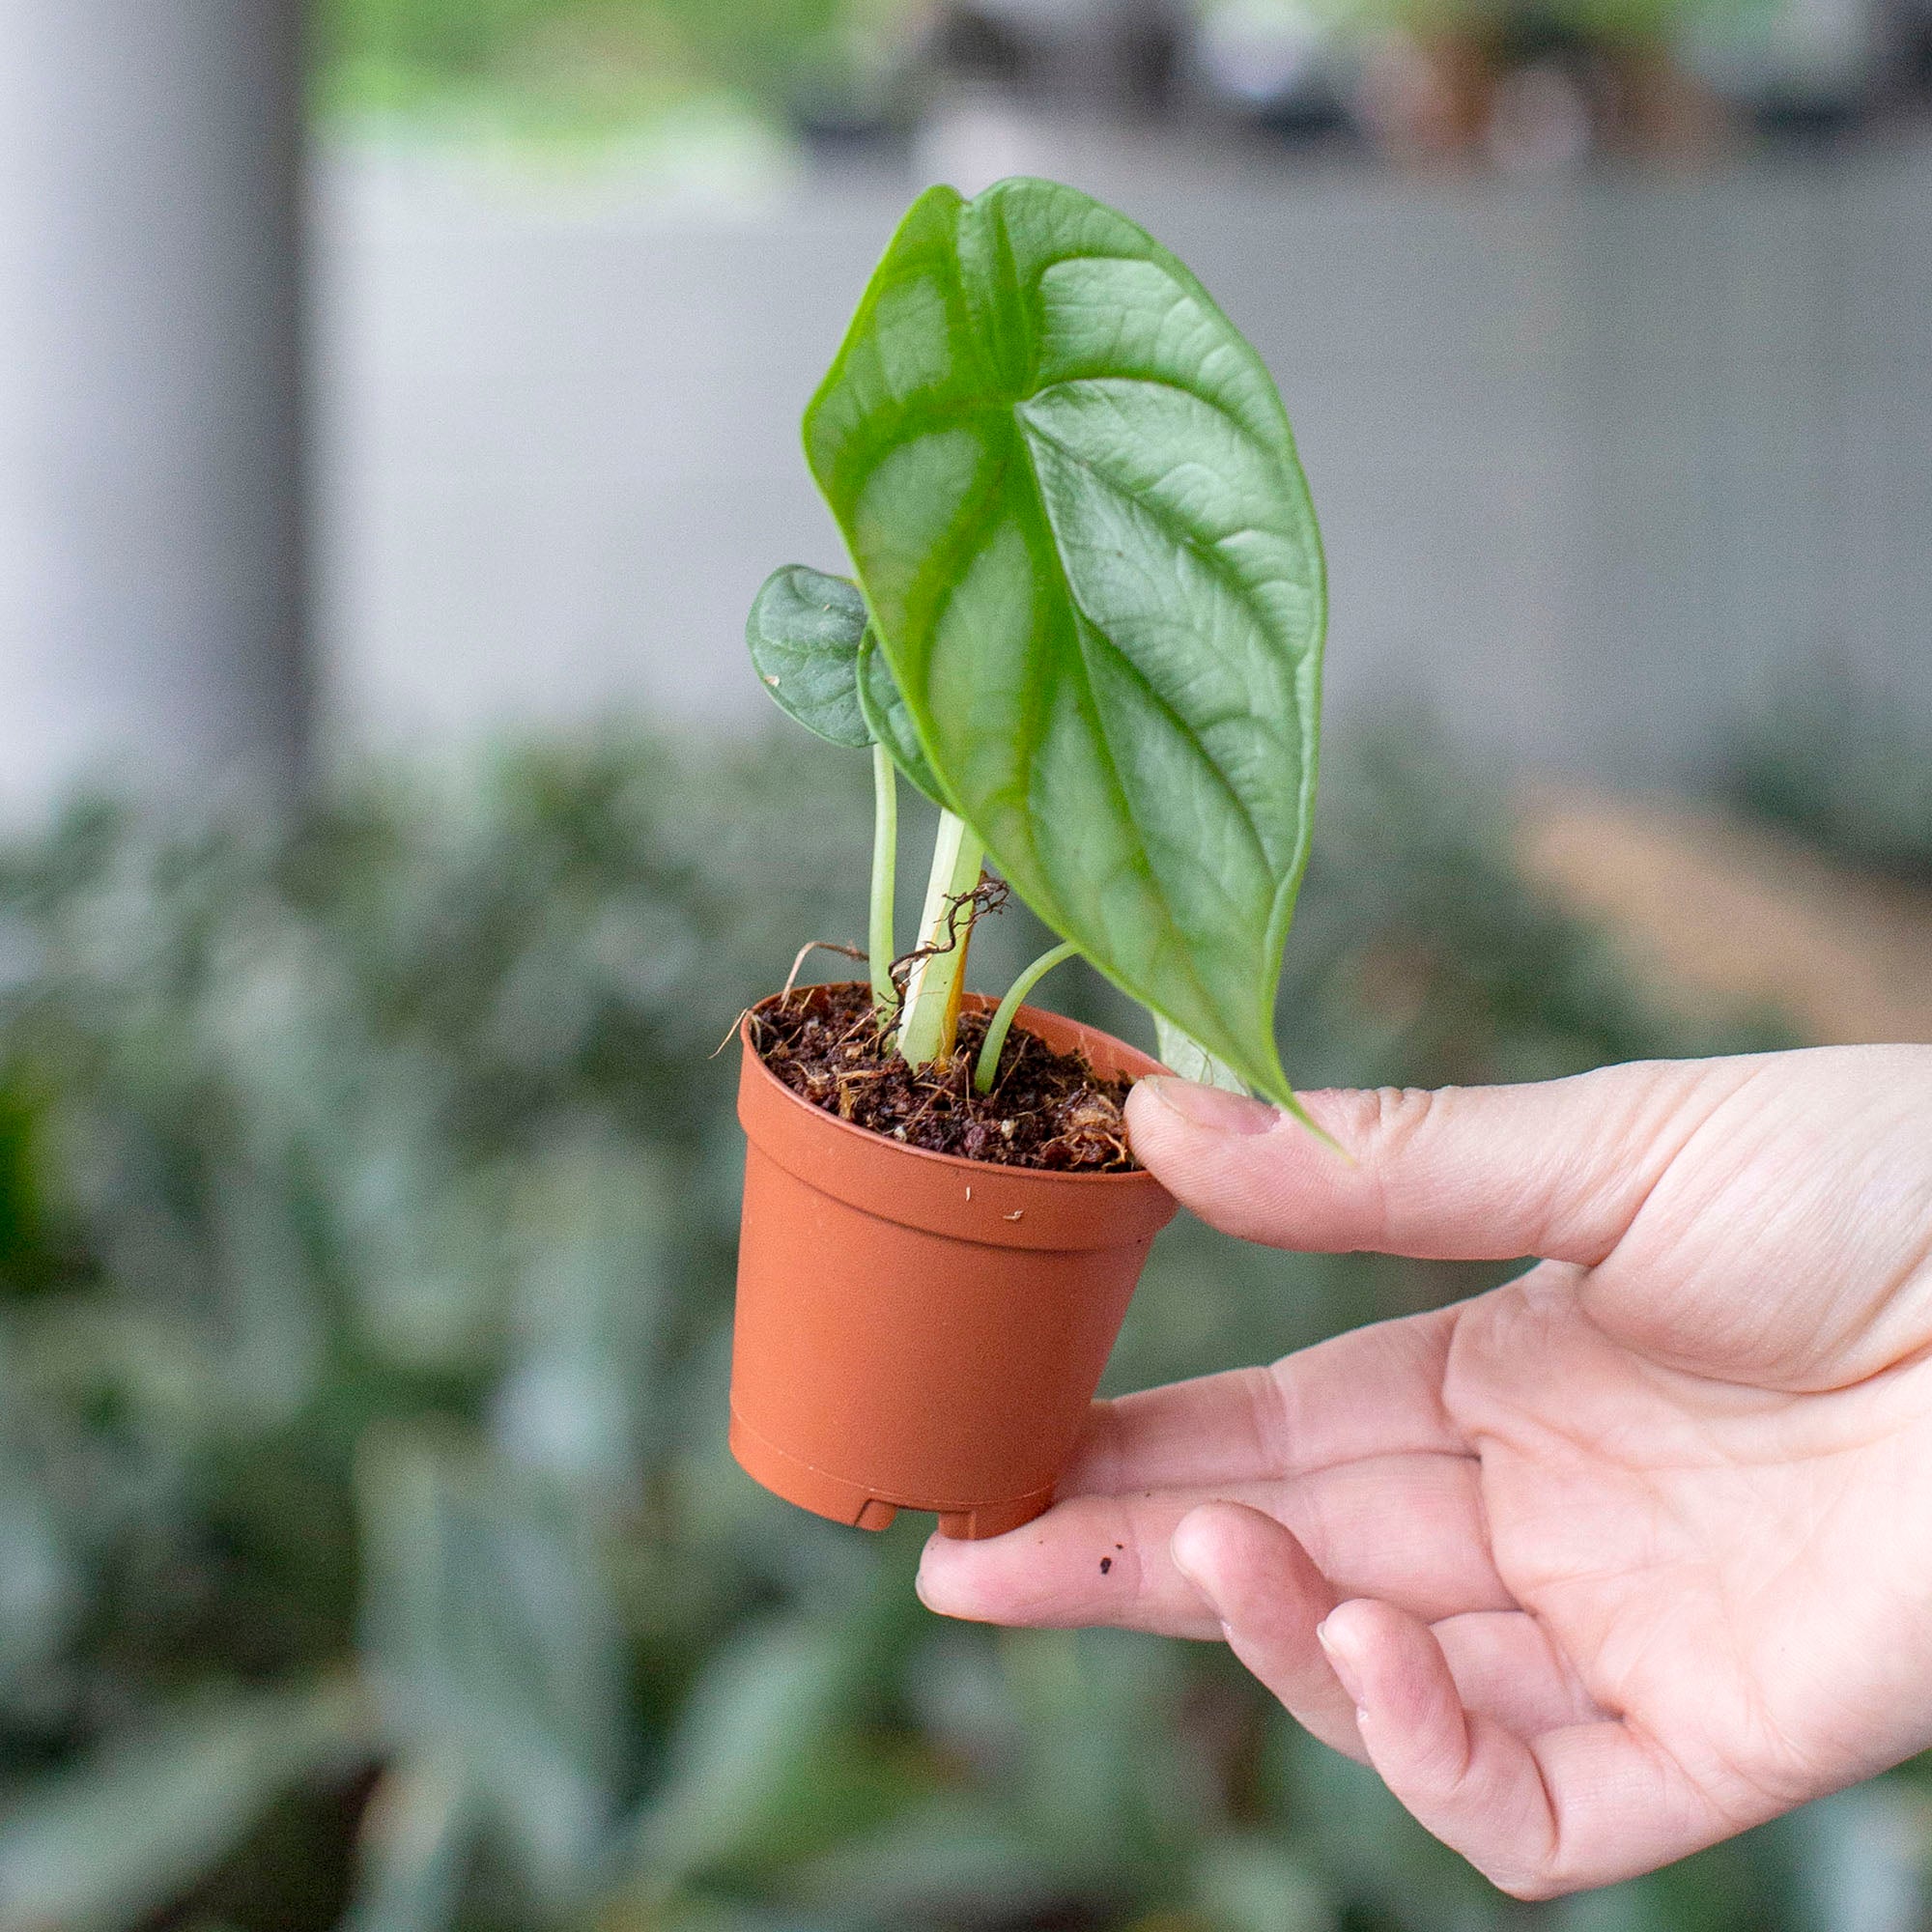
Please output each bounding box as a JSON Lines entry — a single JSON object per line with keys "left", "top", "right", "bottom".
{"left": 915, "top": 1530, "right": 988, "bottom": 1622}
{"left": 913, "top": 1533, "right": 946, "bottom": 1611}
{"left": 1168, "top": 1498, "right": 1278, "bottom": 1598}
{"left": 1171, "top": 1505, "right": 1368, "bottom": 1762}
{"left": 1167, "top": 1500, "right": 1222, "bottom": 1579}
{"left": 1124, "top": 1074, "right": 1395, "bottom": 1253}
{"left": 1165, "top": 1504, "right": 1228, "bottom": 1622}
{"left": 1315, "top": 1595, "right": 1380, "bottom": 1651}
{"left": 1315, "top": 1600, "right": 1375, "bottom": 1708}
{"left": 1128, "top": 1075, "right": 1283, "bottom": 1145}
{"left": 1321, "top": 1599, "right": 1477, "bottom": 1792}
{"left": 1168, "top": 1501, "right": 1322, "bottom": 1643}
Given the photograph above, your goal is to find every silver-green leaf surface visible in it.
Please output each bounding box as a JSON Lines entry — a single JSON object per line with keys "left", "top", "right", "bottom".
{"left": 745, "top": 565, "right": 871, "bottom": 750}
{"left": 856, "top": 631, "right": 946, "bottom": 808}
{"left": 804, "top": 178, "right": 1326, "bottom": 1104}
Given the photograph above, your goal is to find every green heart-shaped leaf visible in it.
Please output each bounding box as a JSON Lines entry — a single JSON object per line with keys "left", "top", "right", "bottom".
{"left": 745, "top": 565, "right": 871, "bottom": 750}
{"left": 804, "top": 178, "right": 1325, "bottom": 1105}
{"left": 745, "top": 566, "right": 947, "bottom": 811}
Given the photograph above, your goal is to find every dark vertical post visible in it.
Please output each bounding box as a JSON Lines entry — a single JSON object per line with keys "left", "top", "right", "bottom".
{"left": 0, "top": 1, "right": 310, "bottom": 816}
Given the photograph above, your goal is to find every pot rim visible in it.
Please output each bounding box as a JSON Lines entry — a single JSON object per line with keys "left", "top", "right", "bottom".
{"left": 738, "top": 982, "right": 1168, "bottom": 1189}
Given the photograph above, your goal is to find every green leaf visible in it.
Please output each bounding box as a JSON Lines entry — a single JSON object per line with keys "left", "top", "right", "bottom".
{"left": 341, "top": 1760, "right": 481, "bottom": 1932}
{"left": 856, "top": 630, "right": 945, "bottom": 808}
{"left": 745, "top": 565, "right": 871, "bottom": 750}
{"left": 0, "top": 1682, "right": 367, "bottom": 1932}
{"left": 629, "top": 1616, "right": 902, "bottom": 1889}
{"left": 745, "top": 564, "right": 952, "bottom": 810}
{"left": 1152, "top": 1016, "right": 1250, "bottom": 1097}
{"left": 355, "top": 1429, "right": 625, "bottom": 1899}
{"left": 805, "top": 178, "right": 1325, "bottom": 1107}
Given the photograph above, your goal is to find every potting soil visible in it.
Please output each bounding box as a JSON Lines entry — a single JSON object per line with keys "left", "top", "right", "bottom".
{"left": 750, "top": 981, "right": 1140, "bottom": 1171}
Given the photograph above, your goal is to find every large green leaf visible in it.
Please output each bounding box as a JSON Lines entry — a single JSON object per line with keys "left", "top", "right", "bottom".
{"left": 804, "top": 178, "right": 1325, "bottom": 1104}
{"left": 856, "top": 630, "right": 945, "bottom": 808}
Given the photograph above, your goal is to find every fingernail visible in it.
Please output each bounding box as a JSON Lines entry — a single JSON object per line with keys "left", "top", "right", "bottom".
{"left": 1317, "top": 1616, "right": 1365, "bottom": 1706}
{"left": 1138, "top": 1076, "right": 1280, "bottom": 1136}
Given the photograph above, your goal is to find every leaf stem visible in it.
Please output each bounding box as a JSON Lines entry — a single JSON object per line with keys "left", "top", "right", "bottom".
{"left": 896, "top": 811, "right": 982, "bottom": 1067}
{"left": 867, "top": 743, "right": 897, "bottom": 1019}
{"left": 974, "top": 940, "right": 1080, "bottom": 1094}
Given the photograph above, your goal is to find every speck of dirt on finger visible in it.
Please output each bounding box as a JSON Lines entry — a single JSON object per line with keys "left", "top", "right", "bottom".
{"left": 1099, "top": 1556, "right": 1113, "bottom": 1575}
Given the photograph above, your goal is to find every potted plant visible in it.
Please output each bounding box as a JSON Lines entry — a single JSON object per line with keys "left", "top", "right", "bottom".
{"left": 731, "top": 176, "right": 1326, "bottom": 1539}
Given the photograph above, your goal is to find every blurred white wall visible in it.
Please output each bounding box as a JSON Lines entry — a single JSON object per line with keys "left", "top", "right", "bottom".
{"left": 315, "top": 134, "right": 1932, "bottom": 790}
{"left": 0, "top": 1, "right": 306, "bottom": 821}
{"left": 0, "top": 39, "right": 1924, "bottom": 821}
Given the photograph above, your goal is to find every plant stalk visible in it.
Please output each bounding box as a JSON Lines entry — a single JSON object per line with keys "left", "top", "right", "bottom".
{"left": 867, "top": 742, "right": 897, "bottom": 1019}
{"left": 896, "top": 810, "right": 982, "bottom": 1067}
{"left": 974, "top": 939, "right": 1080, "bottom": 1094}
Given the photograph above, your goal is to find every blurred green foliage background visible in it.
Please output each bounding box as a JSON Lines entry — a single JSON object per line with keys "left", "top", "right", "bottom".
{"left": 8, "top": 711, "right": 1930, "bottom": 1930}
{"left": 312, "top": 0, "right": 1757, "bottom": 136}
{"left": 316, "top": 0, "right": 917, "bottom": 133}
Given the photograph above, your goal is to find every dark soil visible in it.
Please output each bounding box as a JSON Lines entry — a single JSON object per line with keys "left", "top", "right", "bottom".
{"left": 750, "top": 980, "right": 1140, "bottom": 1171}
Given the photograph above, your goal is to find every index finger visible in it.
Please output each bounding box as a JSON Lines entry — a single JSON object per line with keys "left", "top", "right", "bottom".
{"left": 1063, "top": 1304, "right": 1465, "bottom": 1498}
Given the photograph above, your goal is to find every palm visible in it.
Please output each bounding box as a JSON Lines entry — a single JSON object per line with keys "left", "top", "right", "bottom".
{"left": 1453, "top": 1271, "right": 1932, "bottom": 1815}
{"left": 919, "top": 1046, "right": 1932, "bottom": 1894}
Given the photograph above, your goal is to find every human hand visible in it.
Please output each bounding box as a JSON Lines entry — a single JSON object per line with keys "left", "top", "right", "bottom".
{"left": 917, "top": 1046, "right": 1932, "bottom": 1897}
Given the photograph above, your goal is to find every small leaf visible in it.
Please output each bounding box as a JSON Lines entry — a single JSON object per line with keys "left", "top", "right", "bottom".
{"left": 745, "top": 566, "right": 871, "bottom": 750}
{"left": 0, "top": 1682, "right": 366, "bottom": 1932}
{"left": 1153, "top": 1016, "right": 1250, "bottom": 1096}
{"left": 629, "top": 1618, "right": 856, "bottom": 1887}
{"left": 355, "top": 1429, "right": 625, "bottom": 1898}
{"left": 806, "top": 178, "right": 1325, "bottom": 1107}
{"left": 857, "top": 631, "right": 946, "bottom": 808}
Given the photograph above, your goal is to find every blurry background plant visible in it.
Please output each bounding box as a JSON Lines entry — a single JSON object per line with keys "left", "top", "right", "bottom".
{"left": 316, "top": 0, "right": 926, "bottom": 147}
{"left": 11, "top": 697, "right": 1932, "bottom": 1932}
{"left": 0, "top": 0, "right": 1924, "bottom": 1919}
{"left": 1721, "top": 654, "right": 1932, "bottom": 887}
{"left": 312, "top": 0, "right": 1924, "bottom": 160}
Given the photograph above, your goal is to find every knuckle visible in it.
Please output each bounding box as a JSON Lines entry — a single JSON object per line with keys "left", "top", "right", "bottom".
{"left": 1240, "top": 1364, "right": 1293, "bottom": 1476}
{"left": 1065, "top": 1398, "right": 1122, "bottom": 1493}
{"left": 1367, "top": 1083, "right": 1447, "bottom": 1156}
{"left": 1322, "top": 1083, "right": 1446, "bottom": 1161}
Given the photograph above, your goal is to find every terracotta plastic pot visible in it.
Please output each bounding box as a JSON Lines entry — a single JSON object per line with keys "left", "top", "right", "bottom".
{"left": 730, "top": 986, "right": 1176, "bottom": 1541}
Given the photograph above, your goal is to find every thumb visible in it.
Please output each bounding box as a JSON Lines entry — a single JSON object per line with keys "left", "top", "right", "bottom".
{"left": 1124, "top": 1058, "right": 1758, "bottom": 1264}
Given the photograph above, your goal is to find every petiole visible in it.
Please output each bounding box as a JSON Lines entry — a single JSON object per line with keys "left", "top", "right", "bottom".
{"left": 867, "top": 742, "right": 897, "bottom": 1020}
{"left": 974, "top": 939, "right": 1081, "bottom": 1094}
{"left": 896, "top": 810, "right": 983, "bottom": 1067}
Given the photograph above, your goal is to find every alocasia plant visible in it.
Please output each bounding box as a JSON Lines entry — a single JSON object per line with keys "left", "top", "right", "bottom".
{"left": 749, "top": 176, "right": 1325, "bottom": 1116}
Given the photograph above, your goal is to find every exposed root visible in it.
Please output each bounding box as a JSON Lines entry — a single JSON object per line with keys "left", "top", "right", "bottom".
{"left": 781, "top": 939, "right": 867, "bottom": 998}
{"left": 887, "top": 873, "right": 1009, "bottom": 1001}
